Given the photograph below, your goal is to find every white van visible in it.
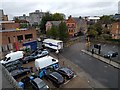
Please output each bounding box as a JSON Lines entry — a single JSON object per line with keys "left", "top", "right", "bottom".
{"left": 43, "top": 39, "right": 63, "bottom": 51}
{"left": 35, "top": 56, "right": 58, "bottom": 70}
{"left": 0, "top": 51, "right": 24, "bottom": 64}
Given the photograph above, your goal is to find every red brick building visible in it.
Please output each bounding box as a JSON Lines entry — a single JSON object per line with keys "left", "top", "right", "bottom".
{"left": 0, "top": 21, "right": 37, "bottom": 58}
{"left": 66, "top": 16, "right": 76, "bottom": 37}
{"left": 111, "top": 22, "right": 120, "bottom": 39}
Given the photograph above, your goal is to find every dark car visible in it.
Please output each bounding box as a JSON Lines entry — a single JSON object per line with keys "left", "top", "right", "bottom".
{"left": 2, "top": 60, "right": 22, "bottom": 68}
{"left": 56, "top": 67, "right": 74, "bottom": 79}
{"left": 31, "top": 50, "right": 49, "bottom": 59}
{"left": 10, "top": 67, "right": 31, "bottom": 79}
{"left": 103, "top": 51, "right": 118, "bottom": 58}
{"left": 30, "top": 78, "right": 49, "bottom": 90}
{"left": 46, "top": 72, "right": 64, "bottom": 88}
{"left": 22, "top": 56, "right": 35, "bottom": 64}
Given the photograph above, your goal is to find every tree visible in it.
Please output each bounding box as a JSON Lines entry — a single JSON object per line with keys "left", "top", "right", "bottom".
{"left": 87, "top": 29, "right": 98, "bottom": 38}
{"left": 40, "top": 12, "right": 53, "bottom": 34}
{"left": 94, "top": 22, "right": 102, "bottom": 35}
{"left": 59, "top": 22, "right": 69, "bottom": 42}
{"left": 52, "top": 13, "right": 64, "bottom": 21}
{"left": 40, "top": 12, "right": 64, "bottom": 34}
{"left": 46, "top": 26, "right": 59, "bottom": 39}
{"left": 100, "top": 15, "right": 112, "bottom": 24}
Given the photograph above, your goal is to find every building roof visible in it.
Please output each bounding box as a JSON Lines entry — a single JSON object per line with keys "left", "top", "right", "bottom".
{"left": 72, "top": 17, "right": 86, "bottom": 24}
{"left": 88, "top": 16, "right": 100, "bottom": 20}
{"left": 48, "top": 21, "right": 62, "bottom": 26}
{"left": 66, "top": 16, "right": 75, "bottom": 23}
{"left": 0, "top": 28, "right": 28, "bottom": 32}
{"left": 0, "top": 21, "right": 15, "bottom": 24}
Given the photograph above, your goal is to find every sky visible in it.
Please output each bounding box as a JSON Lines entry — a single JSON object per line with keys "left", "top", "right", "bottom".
{"left": 0, "top": 0, "right": 120, "bottom": 20}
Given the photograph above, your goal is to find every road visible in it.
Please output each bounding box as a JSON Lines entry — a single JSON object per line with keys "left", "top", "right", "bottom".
{"left": 60, "top": 38, "right": 120, "bottom": 88}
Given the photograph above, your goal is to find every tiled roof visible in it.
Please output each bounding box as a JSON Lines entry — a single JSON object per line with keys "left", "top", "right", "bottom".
{"left": 66, "top": 16, "right": 75, "bottom": 23}
{"left": 48, "top": 21, "right": 62, "bottom": 26}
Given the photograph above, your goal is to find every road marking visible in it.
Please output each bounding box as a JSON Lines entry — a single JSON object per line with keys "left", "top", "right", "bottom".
{"left": 64, "top": 75, "right": 77, "bottom": 85}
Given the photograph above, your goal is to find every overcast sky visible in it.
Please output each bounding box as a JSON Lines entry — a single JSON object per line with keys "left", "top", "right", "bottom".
{"left": 0, "top": 0, "right": 120, "bottom": 20}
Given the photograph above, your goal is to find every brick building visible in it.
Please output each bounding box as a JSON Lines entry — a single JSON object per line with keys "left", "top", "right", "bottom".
{"left": 0, "top": 10, "right": 37, "bottom": 59}
{"left": 111, "top": 22, "right": 120, "bottom": 39}
{"left": 66, "top": 16, "right": 76, "bottom": 37}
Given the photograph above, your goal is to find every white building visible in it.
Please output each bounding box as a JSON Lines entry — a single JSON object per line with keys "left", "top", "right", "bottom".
{"left": 118, "top": 1, "right": 120, "bottom": 14}
{"left": 0, "top": 9, "right": 4, "bottom": 21}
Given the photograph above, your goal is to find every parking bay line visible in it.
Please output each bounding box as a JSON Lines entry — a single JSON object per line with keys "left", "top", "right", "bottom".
{"left": 64, "top": 75, "right": 77, "bottom": 85}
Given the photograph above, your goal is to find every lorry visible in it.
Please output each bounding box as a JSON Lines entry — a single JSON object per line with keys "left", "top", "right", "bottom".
{"left": 35, "top": 56, "right": 59, "bottom": 78}
{"left": 0, "top": 51, "right": 24, "bottom": 64}
{"left": 42, "top": 39, "right": 63, "bottom": 51}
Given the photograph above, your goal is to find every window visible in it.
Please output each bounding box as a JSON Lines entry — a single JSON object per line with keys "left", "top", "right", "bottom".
{"left": 25, "top": 34, "right": 33, "bottom": 39}
{"left": 8, "top": 37, "right": 11, "bottom": 43}
{"left": 17, "top": 35, "right": 23, "bottom": 41}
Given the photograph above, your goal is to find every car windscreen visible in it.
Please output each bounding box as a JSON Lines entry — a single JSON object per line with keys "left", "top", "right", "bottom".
{"left": 38, "top": 81, "right": 46, "bottom": 88}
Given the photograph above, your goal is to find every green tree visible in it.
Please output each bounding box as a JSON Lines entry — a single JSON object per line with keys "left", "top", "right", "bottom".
{"left": 100, "top": 15, "right": 112, "bottom": 24}
{"left": 40, "top": 12, "right": 53, "bottom": 34}
{"left": 87, "top": 29, "right": 98, "bottom": 38}
{"left": 52, "top": 13, "right": 64, "bottom": 21}
{"left": 59, "top": 22, "right": 69, "bottom": 42}
{"left": 46, "top": 26, "right": 59, "bottom": 39}
{"left": 40, "top": 12, "right": 64, "bottom": 34}
{"left": 94, "top": 22, "right": 102, "bottom": 35}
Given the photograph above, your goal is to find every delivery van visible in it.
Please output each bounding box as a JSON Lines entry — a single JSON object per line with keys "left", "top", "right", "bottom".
{"left": 0, "top": 51, "right": 24, "bottom": 64}
{"left": 42, "top": 39, "right": 63, "bottom": 51}
{"left": 35, "top": 56, "right": 59, "bottom": 78}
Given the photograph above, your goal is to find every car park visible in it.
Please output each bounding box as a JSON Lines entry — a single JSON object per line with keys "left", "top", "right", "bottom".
{"left": 10, "top": 67, "right": 31, "bottom": 79}
{"left": 30, "top": 77, "right": 49, "bottom": 90}
{"left": 46, "top": 72, "right": 64, "bottom": 88}
{"left": 103, "top": 51, "right": 118, "bottom": 58}
{"left": 22, "top": 55, "right": 35, "bottom": 64}
{"left": 56, "top": 67, "right": 74, "bottom": 79}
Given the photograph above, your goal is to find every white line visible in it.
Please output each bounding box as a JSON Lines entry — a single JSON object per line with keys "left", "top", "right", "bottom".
{"left": 64, "top": 75, "right": 77, "bottom": 85}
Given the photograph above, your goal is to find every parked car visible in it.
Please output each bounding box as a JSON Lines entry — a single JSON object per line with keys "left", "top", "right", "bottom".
{"left": 30, "top": 78, "right": 49, "bottom": 90}
{"left": 103, "top": 51, "right": 118, "bottom": 58}
{"left": 56, "top": 67, "right": 74, "bottom": 79}
{"left": 46, "top": 72, "right": 64, "bottom": 88}
{"left": 22, "top": 56, "right": 35, "bottom": 64}
{"left": 2, "top": 60, "right": 22, "bottom": 68}
{"left": 31, "top": 50, "right": 49, "bottom": 59}
{"left": 10, "top": 67, "right": 31, "bottom": 79}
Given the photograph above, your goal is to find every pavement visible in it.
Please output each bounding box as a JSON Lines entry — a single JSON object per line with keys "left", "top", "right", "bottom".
{"left": 81, "top": 50, "right": 120, "bottom": 69}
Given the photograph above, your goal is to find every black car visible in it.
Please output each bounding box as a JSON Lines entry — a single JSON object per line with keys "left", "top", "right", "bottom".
{"left": 30, "top": 78, "right": 49, "bottom": 90}
{"left": 103, "top": 51, "right": 118, "bottom": 58}
{"left": 22, "top": 56, "right": 35, "bottom": 64}
{"left": 10, "top": 67, "right": 31, "bottom": 79}
{"left": 46, "top": 72, "right": 64, "bottom": 88}
{"left": 2, "top": 60, "right": 22, "bottom": 67}
{"left": 56, "top": 67, "right": 74, "bottom": 79}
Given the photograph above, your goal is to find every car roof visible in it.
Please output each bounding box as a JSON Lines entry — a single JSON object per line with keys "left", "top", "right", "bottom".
{"left": 60, "top": 67, "right": 72, "bottom": 73}
{"left": 33, "top": 78, "right": 43, "bottom": 85}
{"left": 50, "top": 72, "right": 61, "bottom": 79}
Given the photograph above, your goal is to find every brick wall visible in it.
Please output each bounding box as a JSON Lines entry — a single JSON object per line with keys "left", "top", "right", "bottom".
{"left": 0, "top": 29, "right": 37, "bottom": 51}
{"left": 2, "top": 23, "right": 20, "bottom": 30}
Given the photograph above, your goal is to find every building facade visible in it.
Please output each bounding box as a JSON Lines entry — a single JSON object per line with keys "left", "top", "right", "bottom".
{"left": 45, "top": 21, "right": 62, "bottom": 31}
{"left": 29, "top": 10, "right": 45, "bottom": 26}
{"left": 73, "top": 17, "right": 87, "bottom": 35}
{"left": 0, "top": 10, "right": 37, "bottom": 58}
{"left": 66, "top": 16, "right": 76, "bottom": 37}
{"left": 111, "top": 22, "right": 120, "bottom": 39}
